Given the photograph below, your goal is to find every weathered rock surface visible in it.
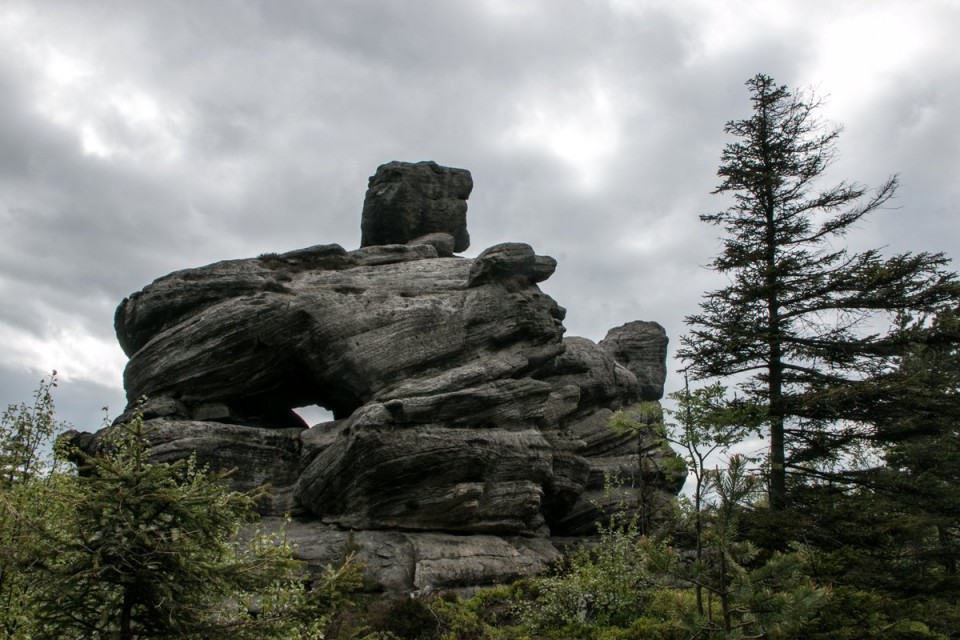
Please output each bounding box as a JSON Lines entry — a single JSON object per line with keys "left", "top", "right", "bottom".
{"left": 361, "top": 161, "right": 472, "bottom": 253}
{"left": 600, "top": 321, "right": 669, "bottom": 401}
{"left": 117, "top": 244, "right": 565, "bottom": 422}
{"left": 70, "top": 161, "right": 682, "bottom": 593}
{"left": 270, "top": 518, "right": 561, "bottom": 593}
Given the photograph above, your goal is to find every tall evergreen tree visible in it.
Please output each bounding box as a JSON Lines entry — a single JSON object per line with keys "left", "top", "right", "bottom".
{"left": 679, "top": 73, "right": 960, "bottom": 512}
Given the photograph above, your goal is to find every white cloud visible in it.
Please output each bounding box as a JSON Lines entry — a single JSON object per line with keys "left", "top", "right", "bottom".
{"left": 1, "top": 18, "right": 187, "bottom": 166}
{"left": 0, "top": 320, "right": 126, "bottom": 390}
{"left": 79, "top": 123, "right": 113, "bottom": 158}
{"left": 504, "top": 79, "right": 622, "bottom": 190}
{"left": 803, "top": 3, "right": 944, "bottom": 120}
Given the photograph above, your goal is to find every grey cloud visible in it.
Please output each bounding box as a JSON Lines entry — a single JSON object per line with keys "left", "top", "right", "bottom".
{"left": 2, "top": 0, "right": 958, "bottom": 428}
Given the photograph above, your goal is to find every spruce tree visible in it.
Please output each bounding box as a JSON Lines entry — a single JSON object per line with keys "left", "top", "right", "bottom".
{"left": 29, "top": 414, "right": 361, "bottom": 639}
{"left": 679, "top": 74, "right": 960, "bottom": 512}
{"left": 789, "top": 312, "right": 960, "bottom": 637}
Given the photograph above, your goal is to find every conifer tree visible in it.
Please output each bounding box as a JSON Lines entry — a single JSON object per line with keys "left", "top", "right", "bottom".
{"left": 679, "top": 74, "right": 960, "bottom": 512}
{"left": 28, "top": 414, "right": 361, "bottom": 639}
{"left": 872, "top": 308, "right": 960, "bottom": 580}
{"left": 1, "top": 380, "right": 363, "bottom": 639}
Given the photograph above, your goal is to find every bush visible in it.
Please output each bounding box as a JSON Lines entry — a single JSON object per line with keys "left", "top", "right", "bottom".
{"left": 804, "top": 586, "right": 951, "bottom": 640}
{"left": 518, "top": 518, "right": 654, "bottom": 631}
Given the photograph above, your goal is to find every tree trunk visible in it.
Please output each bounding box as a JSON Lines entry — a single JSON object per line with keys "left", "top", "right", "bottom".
{"left": 768, "top": 372, "right": 786, "bottom": 511}
{"left": 720, "top": 549, "right": 732, "bottom": 633}
{"left": 766, "top": 275, "right": 788, "bottom": 510}
{"left": 759, "top": 86, "right": 787, "bottom": 513}
{"left": 120, "top": 587, "right": 134, "bottom": 640}
{"left": 694, "top": 470, "right": 705, "bottom": 617}
{"left": 939, "top": 524, "right": 957, "bottom": 576}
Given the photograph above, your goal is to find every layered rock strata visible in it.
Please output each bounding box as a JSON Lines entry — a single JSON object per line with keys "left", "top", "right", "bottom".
{"left": 70, "top": 161, "right": 683, "bottom": 593}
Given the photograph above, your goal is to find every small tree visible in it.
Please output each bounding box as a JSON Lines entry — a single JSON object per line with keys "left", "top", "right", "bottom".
{"left": 29, "top": 413, "right": 361, "bottom": 639}
{"left": 680, "top": 73, "right": 960, "bottom": 513}
{"left": 609, "top": 400, "right": 686, "bottom": 536}
{"left": 0, "top": 374, "right": 73, "bottom": 638}
{"left": 612, "top": 384, "right": 822, "bottom": 637}
{"left": 647, "top": 454, "right": 825, "bottom": 639}
{"left": 664, "top": 382, "right": 764, "bottom": 617}
{"left": 519, "top": 515, "right": 655, "bottom": 631}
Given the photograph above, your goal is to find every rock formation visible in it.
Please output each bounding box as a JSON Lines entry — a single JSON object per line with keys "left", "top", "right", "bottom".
{"left": 70, "top": 161, "right": 683, "bottom": 593}
{"left": 360, "top": 160, "right": 472, "bottom": 253}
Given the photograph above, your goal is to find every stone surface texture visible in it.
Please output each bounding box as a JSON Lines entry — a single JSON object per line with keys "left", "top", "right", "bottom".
{"left": 69, "top": 162, "right": 683, "bottom": 593}
{"left": 360, "top": 161, "right": 472, "bottom": 253}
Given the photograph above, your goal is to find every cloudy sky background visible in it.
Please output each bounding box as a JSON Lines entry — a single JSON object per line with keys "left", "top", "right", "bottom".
{"left": 2, "top": 0, "right": 958, "bottom": 433}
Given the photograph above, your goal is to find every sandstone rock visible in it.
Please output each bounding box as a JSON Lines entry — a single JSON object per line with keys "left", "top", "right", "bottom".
{"left": 117, "top": 251, "right": 566, "bottom": 420}
{"left": 63, "top": 418, "right": 305, "bottom": 515}
{"left": 349, "top": 243, "right": 439, "bottom": 266}
{"left": 538, "top": 336, "right": 639, "bottom": 411}
{"left": 297, "top": 420, "right": 555, "bottom": 534}
{"left": 72, "top": 161, "right": 681, "bottom": 593}
{"left": 535, "top": 334, "right": 684, "bottom": 534}
{"left": 271, "top": 518, "right": 560, "bottom": 592}
{"left": 467, "top": 242, "right": 557, "bottom": 288}
{"left": 360, "top": 161, "right": 472, "bottom": 252}
{"left": 408, "top": 232, "right": 456, "bottom": 257}
{"left": 143, "top": 419, "right": 304, "bottom": 515}
{"left": 600, "top": 321, "right": 669, "bottom": 400}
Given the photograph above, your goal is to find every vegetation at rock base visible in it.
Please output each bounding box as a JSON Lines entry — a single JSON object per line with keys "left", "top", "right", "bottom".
{"left": 0, "top": 375, "right": 363, "bottom": 639}
{"left": 0, "top": 374, "right": 72, "bottom": 638}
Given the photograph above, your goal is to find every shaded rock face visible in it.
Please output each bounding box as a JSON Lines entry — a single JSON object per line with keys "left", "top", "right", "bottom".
{"left": 75, "top": 162, "right": 682, "bottom": 593}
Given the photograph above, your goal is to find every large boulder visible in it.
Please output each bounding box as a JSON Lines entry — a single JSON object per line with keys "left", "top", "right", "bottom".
{"left": 70, "top": 161, "right": 682, "bottom": 593}
{"left": 360, "top": 161, "right": 472, "bottom": 253}
{"left": 272, "top": 519, "right": 561, "bottom": 593}
{"left": 599, "top": 321, "right": 669, "bottom": 401}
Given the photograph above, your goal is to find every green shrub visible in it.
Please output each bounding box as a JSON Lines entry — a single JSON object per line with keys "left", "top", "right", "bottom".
{"left": 803, "top": 586, "right": 951, "bottom": 640}
{"left": 518, "top": 519, "right": 654, "bottom": 631}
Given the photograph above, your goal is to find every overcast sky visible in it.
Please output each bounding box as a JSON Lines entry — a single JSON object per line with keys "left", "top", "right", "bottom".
{"left": 2, "top": 0, "right": 958, "bottom": 432}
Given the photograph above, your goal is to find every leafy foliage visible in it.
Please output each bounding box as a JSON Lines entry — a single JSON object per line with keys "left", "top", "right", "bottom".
{"left": 0, "top": 374, "right": 74, "bottom": 638}
{"left": 518, "top": 516, "right": 656, "bottom": 631}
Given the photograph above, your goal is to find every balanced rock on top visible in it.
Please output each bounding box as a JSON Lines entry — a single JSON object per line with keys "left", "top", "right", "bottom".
{"left": 360, "top": 160, "right": 473, "bottom": 253}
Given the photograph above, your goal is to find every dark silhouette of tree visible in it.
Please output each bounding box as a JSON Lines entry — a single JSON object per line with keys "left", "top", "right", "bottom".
{"left": 680, "top": 73, "right": 960, "bottom": 513}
